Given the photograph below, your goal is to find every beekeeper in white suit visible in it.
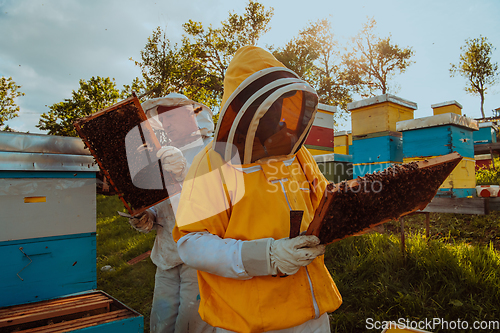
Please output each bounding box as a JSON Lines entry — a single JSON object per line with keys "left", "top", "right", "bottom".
{"left": 128, "top": 93, "right": 215, "bottom": 333}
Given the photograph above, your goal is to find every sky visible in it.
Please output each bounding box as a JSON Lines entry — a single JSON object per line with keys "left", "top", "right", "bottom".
{"left": 1, "top": 0, "right": 499, "bottom": 133}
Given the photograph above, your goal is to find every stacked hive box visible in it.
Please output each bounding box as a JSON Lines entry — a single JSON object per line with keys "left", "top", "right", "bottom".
{"left": 431, "top": 100, "right": 463, "bottom": 115}
{"left": 347, "top": 94, "right": 417, "bottom": 178}
{"left": 474, "top": 122, "right": 498, "bottom": 169}
{"left": 474, "top": 122, "right": 498, "bottom": 144}
{"left": 396, "top": 103, "right": 479, "bottom": 198}
{"left": 0, "top": 132, "right": 143, "bottom": 332}
{"left": 305, "top": 103, "right": 336, "bottom": 155}
{"left": 333, "top": 131, "right": 352, "bottom": 155}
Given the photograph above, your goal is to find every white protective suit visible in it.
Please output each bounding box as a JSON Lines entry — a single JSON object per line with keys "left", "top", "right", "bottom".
{"left": 138, "top": 93, "right": 215, "bottom": 333}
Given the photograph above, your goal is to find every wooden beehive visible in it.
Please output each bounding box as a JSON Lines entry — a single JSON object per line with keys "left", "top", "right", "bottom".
{"left": 0, "top": 291, "right": 142, "bottom": 332}
{"left": 307, "top": 152, "right": 463, "bottom": 244}
{"left": 348, "top": 94, "right": 416, "bottom": 136}
{"left": 351, "top": 131, "right": 403, "bottom": 164}
{"left": 304, "top": 103, "right": 336, "bottom": 156}
{"left": 74, "top": 95, "right": 181, "bottom": 216}
{"left": 431, "top": 100, "right": 462, "bottom": 116}
{"left": 333, "top": 131, "right": 350, "bottom": 155}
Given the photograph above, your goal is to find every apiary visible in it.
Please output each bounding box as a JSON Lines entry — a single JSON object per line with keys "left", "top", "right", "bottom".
{"left": 348, "top": 94, "right": 416, "bottom": 136}
{"left": 313, "top": 153, "right": 353, "bottom": 183}
{"left": 397, "top": 112, "right": 478, "bottom": 198}
{"left": 0, "top": 132, "right": 143, "bottom": 332}
{"left": 305, "top": 103, "right": 336, "bottom": 155}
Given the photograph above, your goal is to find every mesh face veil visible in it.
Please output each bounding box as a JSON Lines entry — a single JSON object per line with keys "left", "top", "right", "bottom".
{"left": 214, "top": 67, "right": 319, "bottom": 164}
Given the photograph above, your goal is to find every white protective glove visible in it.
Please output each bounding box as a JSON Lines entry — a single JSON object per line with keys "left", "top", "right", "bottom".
{"left": 128, "top": 210, "right": 155, "bottom": 233}
{"left": 269, "top": 235, "right": 325, "bottom": 276}
{"left": 156, "top": 146, "right": 188, "bottom": 182}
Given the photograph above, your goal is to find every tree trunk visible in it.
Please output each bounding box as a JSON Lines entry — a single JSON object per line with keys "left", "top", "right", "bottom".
{"left": 480, "top": 92, "right": 485, "bottom": 119}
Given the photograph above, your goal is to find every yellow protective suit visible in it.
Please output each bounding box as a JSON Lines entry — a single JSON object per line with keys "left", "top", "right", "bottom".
{"left": 173, "top": 46, "right": 342, "bottom": 333}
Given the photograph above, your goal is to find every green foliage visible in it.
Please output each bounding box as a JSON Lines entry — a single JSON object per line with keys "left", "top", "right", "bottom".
{"left": 344, "top": 17, "right": 415, "bottom": 96}
{"left": 121, "top": 77, "right": 146, "bottom": 100}
{"left": 475, "top": 157, "right": 500, "bottom": 185}
{"left": 450, "top": 36, "right": 498, "bottom": 118}
{"left": 0, "top": 76, "right": 24, "bottom": 130}
{"left": 37, "top": 76, "right": 121, "bottom": 136}
{"left": 134, "top": 0, "right": 274, "bottom": 114}
{"left": 273, "top": 19, "right": 358, "bottom": 115}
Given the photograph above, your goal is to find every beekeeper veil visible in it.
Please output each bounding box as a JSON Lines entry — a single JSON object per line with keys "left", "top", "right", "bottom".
{"left": 214, "top": 46, "right": 318, "bottom": 165}
{"left": 142, "top": 93, "right": 214, "bottom": 146}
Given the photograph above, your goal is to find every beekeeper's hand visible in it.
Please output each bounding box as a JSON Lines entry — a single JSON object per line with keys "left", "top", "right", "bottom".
{"left": 156, "top": 146, "right": 187, "bottom": 181}
{"left": 269, "top": 235, "right": 325, "bottom": 275}
{"left": 128, "top": 210, "right": 155, "bottom": 233}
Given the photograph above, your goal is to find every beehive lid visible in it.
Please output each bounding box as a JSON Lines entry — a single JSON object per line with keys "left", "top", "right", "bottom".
{"left": 478, "top": 121, "right": 497, "bottom": 129}
{"left": 396, "top": 113, "right": 479, "bottom": 132}
{"left": 334, "top": 131, "right": 349, "bottom": 137}
{"left": 0, "top": 132, "right": 99, "bottom": 172}
{"left": 431, "top": 100, "right": 463, "bottom": 109}
{"left": 318, "top": 103, "right": 337, "bottom": 113}
{"left": 347, "top": 94, "right": 418, "bottom": 111}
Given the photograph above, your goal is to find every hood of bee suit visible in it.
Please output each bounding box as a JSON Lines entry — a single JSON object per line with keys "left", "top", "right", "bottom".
{"left": 214, "top": 45, "right": 319, "bottom": 165}
{"left": 141, "top": 93, "right": 214, "bottom": 138}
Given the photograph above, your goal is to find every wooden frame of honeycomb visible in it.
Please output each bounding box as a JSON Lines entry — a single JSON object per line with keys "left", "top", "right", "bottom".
{"left": 74, "top": 94, "right": 180, "bottom": 216}
{"left": 307, "top": 152, "right": 463, "bottom": 244}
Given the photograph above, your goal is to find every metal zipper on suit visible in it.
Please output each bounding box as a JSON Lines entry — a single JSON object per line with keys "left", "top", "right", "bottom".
{"left": 276, "top": 177, "right": 321, "bottom": 319}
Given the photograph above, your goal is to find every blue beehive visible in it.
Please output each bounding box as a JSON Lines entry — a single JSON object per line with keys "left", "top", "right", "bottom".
{"left": 350, "top": 131, "right": 403, "bottom": 178}
{"left": 473, "top": 122, "right": 498, "bottom": 144}
{"left": 351, "top": 132, "right": 403, "bottom": 164}
{"left": 397, "top": 113, "right": 477, "bottom": 159}
{"left": 0, "top": 132, "right": 143, "bottom": 332}
{"left": 397, "top": 113, "right": 479, "bottom": 198}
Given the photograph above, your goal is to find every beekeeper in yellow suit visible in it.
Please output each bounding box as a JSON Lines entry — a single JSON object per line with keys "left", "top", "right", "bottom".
{"left": 172, "top": 46, "right": 342, "bottom": 333}
{"left": 128, "top": 93, "right": 215, "bottom": 333}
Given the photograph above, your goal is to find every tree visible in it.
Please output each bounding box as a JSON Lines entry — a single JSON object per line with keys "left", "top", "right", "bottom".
{"left": 37, "top": 76, "right": 121, "bottom": 136}
{"left": 132, "top": 0, "right": 273, "bottom": 118}
{"left": 133, "top": 27, "right": 218, "bottom": 109}
{"left": 1, "top": 76, "right": 25, "bottom": 130}
{"left": 273, "top": 19, "right": 359, "bottom": 113}
{"left": 344, "top": 17, "right": 414, "bottom": 96}
{"left": 450, "top": 36, "right": 498, "bottom": 119}
{"left": 183, "top": 0, "right": 273, "bottom": 88}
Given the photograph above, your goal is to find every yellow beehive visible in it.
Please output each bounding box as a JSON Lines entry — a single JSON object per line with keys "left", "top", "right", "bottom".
{"left": 308, "top": 148, "right": 334, "bottom": 156}
{"left": 334, "top": 131, "right": 350, "bottom": 155}
{"left": 348, "top": 94, "right": 416, "bottom": 136}
{"left": 432, "top": 100, "right": 462, "bottom": 116}
{"left": 403, "top": 156, "right": 475, "bottom": 189}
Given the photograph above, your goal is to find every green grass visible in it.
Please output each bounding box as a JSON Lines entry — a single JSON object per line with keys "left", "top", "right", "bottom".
{"left": 96, "top": 195, "right": 500, "bottom": 332}
{"left": 327, "top": 233, "right": 500, "bottom": 332}
{"left": 96, "top": 195, "right": 156, "bottom": 332}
